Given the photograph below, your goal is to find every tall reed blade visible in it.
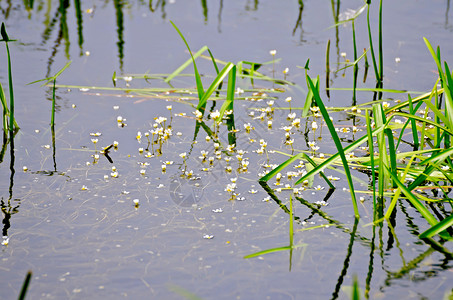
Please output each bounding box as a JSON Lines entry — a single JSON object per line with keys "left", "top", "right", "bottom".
{"left": 306, "top": 75, "right": 359, "bottom": 218}
{"left": 0, "top": 22, "right": 19, "bottom": 132}
{"left": 170, "top": 21, "right": 205, "bottom": 105}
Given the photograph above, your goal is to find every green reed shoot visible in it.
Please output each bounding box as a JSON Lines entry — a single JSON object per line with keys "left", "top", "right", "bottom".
{"left": 365, "top": 0, "right": 381, "bottom": 86}
{"left": 0, "top": 82, "right": 8, "bottom": 133}
{"left": 306, "top": 75, "right": 359, "bottom": 218}
{"left": 170, "top": 21, "right": 236, "bottom": 117}
{"left": 0, "top": 22, "right": 19, "bottom": 132}
{"left": 29, "top": 61, "right": 72, "bottom": 127}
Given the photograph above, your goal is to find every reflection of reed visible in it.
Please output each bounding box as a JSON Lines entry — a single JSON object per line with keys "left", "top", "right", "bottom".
{"left": 114, "top": 0, "right": 125, "bottom": 72}
{"left": 74, "top": 0, "right": 84, "bottom": 56}
{"left": 1, "top": 133, "right": 19, "bottom": 243}
{"left": 201, "top": 0, "right": 208, "bottom": 22}
{"left": 292, "top": 0, "right": 304, "bottom": 40}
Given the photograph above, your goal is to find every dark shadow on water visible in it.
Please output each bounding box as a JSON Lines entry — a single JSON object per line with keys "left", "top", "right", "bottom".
{"left": 1, "top": 130, "right": 20, "bottom": 243}
{"left": 331, "top": 218, "right": 359, "bottom": 300}
{"left": 114, "top": 0, "right": 125, "bottom": 73}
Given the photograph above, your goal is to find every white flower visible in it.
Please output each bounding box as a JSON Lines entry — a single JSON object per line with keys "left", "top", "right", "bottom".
{"left": 314, "top": 185, "right": 324, "bottom": 191}
{"left": 155, "top": 116, "right": 167, "bottom": 124}
{"left": 244, "top": 123, "right": 254, "bottom": 133}
{"left": 194, "top": 110, "right": 203, "bottom": 119}
{"left": 210, "top": 110, "right": 220, "bottom": 120}
{"left": 311, "top": 121, "right": 318, "bottom": 130}
{"left": 292, "top": 118, "right": 301, "bottom": 127}
{"left": 225, "top": 183, "right": 237, "bottom": 192}
{"left": 269, "top": 49, "right": 277, "bottom": 56}
{"left": 282, "top": 126, "right": 292, "bottom": 132}
{"left": 288, "top": 113, "right": 296, "bottom": 119}
{"left": 179, "top": 152, "right": 187, "bottom": 159}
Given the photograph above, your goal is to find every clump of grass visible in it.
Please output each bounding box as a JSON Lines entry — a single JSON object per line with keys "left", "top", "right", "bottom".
{"left": 261, "top": 39, "right": 453, "bottom": 240}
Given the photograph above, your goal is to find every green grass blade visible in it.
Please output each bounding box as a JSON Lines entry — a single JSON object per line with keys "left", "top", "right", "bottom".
{"left": 420, "top": 147, "right": 453, "bottom": 166}
{"left": 302, "top": 153, "right": 335, "bottom": 189}
{"left": 5, "top": 42, "right": 16, "bottom": 131}
{"left": 365, "top": 111, "right": 376, "bottom": 211}
{"left": 306, "top": 75, "right": 359, "bottom": 217}
{"left": 294, "top": 125, "right": 385, "bottom": 185}
{"left": 384, "top": 166, "right": 450, "bottom": 239}
{"left": 373, "top": 103, "right": 389, "bottom": 199}
{"left": 419, "top": 214, "right": 453, "bottom": 239}
{"left": 392, "top": 112, "right": 453, "bottom": 136}
{"left": 352, "top": 275, "right": 361, "bottom": 300}
{"left": 198, "top": 62, "right": 235, "bottom": 111}
{"left": 244, "top": 245, "right": 292, "bottom": 259}
{"left": 0, "top": 81, "right": 8, "bottom": 131}
{"left": 408, "top": 95, "right": 420, "bottom": 148}
{"left": 164, "top": 45, "right": 209, "bottom": 84}
{"left": 260, "top": 153, "right": 305, "bottom": 182}
{"left": 207, "top": 48, "right": 220, "bottom": 75}
{"left": 169, "top": 21, "right": 205, "bottom": 101}
{"left": 384, "top": 155, "right": 416, "bottom": 220}
{"left": 302, "top": 77, "right": 318, "bottom": 117}
{"left": 424, "top": 38, "right": 453, "bottom": 128}
{"left": 366, "top": 3, "right": 379, "bottom": 82}
{"left": 217, "top": 65, "right": 236, "bottom": 122}
{"left": 384, "top": 128, "right": 398, "bottom": 188}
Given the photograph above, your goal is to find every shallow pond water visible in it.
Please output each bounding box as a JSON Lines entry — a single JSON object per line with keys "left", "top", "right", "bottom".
{"left": 1, "top": 1, "right": 453, "bottom": 299}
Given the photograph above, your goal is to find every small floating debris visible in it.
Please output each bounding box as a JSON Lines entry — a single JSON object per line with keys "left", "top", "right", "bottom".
{"left": 203, "top": 234, "right": 214, "bottom": 239}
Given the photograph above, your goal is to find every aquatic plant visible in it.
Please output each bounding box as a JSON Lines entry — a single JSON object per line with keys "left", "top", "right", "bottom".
{"left": 0, "top": 22, "right": 19, "bottom": 133}
{"left": 260, "top": 38, "right": 453, "bottom": 240}
{"left": 29, "top": 61, "right": 71, "bottom": 127}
